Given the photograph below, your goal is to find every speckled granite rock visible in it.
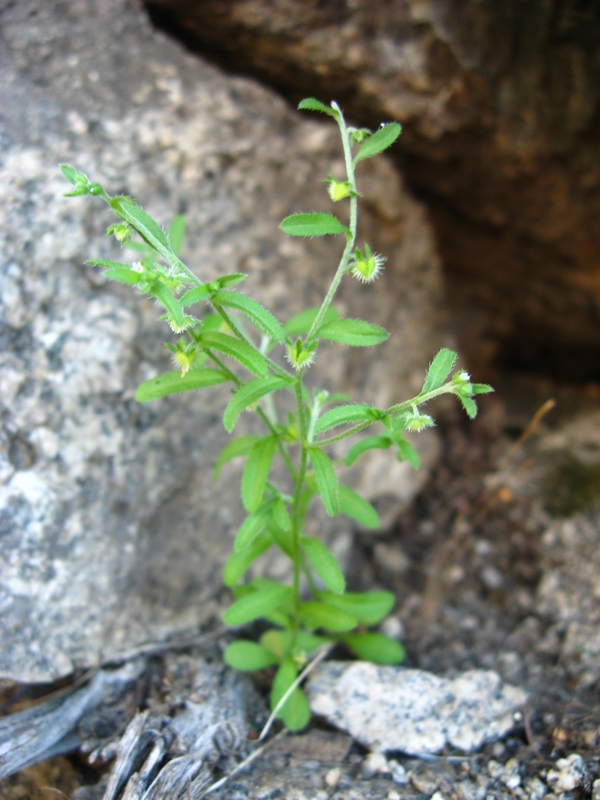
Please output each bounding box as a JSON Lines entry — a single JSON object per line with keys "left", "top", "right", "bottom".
{"left": 0, "top": 1, "right": 445, "bottom": 681}
{"left": 306, "top": 661, "right": 527, "bottom": 755}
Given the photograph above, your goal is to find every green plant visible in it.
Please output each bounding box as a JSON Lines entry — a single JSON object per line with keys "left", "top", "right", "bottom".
{"left": 60, "top": 98, "right": 492, "bottom": 731}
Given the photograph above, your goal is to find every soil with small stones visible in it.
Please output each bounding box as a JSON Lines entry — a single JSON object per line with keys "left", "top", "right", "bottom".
{"left": 1, "top": 382, "right": 599, "bottom": 799}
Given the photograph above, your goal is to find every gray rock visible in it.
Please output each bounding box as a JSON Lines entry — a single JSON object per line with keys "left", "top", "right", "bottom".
{"left": 0, "top": 1, "right": 445, "bottom": 681}
{"left": 306, "top": 661, "right": 527, "bottom": 755}
{"left": 546, "top": 754, "right": 585, "bottom": 794}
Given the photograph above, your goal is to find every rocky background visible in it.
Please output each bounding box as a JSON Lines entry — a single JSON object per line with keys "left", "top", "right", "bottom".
{"left": 0, "top": 0, "right": 444, "bottom": 683}
{"left": 1, "top": 0, "right": 599, "bottom": 798}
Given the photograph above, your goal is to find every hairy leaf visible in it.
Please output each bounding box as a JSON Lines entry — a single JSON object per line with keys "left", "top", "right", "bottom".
{"left": 317, "top": 319, "right": 389, "bottom": 347}
{"left": 214, "top": 290, "right": 285, "bottom": 343}
{"left": 298, "top": 98, "right": 338, "bottom": 118}
{"left": 314, "top": 404, "right": 380, "bottom": 435}
{"left": 135, "top": 368, "right": 227, "bottom": 402}
{"left": 422, "top": 348, "right": 457, "bottom": 394}
{"left": 307, "top": 447, "right": 340, "bottom": 517}
{"left": 280, "top": 213, "right": 349, "bottom": 238}
{"left": 234, "top": 503, "right": 274, "bottom": 551}
{"left": 200, "top": 332, "right": 269, "bottom": 378}
{"left": 180, "top": 284, "right": 212, "bottom": 307}
{"left": 302, "top": 537, "right": 345, "bottom": 594}
{"left": 149, "top": 282, "right": 184, "bottom": 328}
{"left": 353, "top": 122, "right": 402, "bottom": 164}
{"left": 241, "top": 437, "right": 277, "bottom": 513}
{"left": 223, "top": 376, "right": 292, "bottom": 432}
{"left": 110, "top": 196, "right": 172, "bottom": 258}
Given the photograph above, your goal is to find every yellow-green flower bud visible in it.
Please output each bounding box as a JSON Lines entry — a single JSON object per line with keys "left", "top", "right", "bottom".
{"left": 351, "top": 243, "right": 385, "bottom": 283}
{"left": 285, "top": 339, "right": 316, "bottom": 370}
{"left": 324, "top": 176, "right": 353, "bottom": 202}
{"left": 171, "top": 349, "right": 195, "bottom": 377}
{"left": 107, "top": 222, "right": 132, "bottom": 244}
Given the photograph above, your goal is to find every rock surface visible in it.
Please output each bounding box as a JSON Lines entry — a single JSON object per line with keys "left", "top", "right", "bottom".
{"left": 306, "top": 662, "right": 527, "bottom": 755}
{"left": 146, "top": 0, "right": 600, "bottom": 380}
{"left": 0, "top": 0, "right": 445, "bottom": 681}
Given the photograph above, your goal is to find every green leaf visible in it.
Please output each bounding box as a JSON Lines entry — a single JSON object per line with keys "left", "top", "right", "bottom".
{"left": 283, "top": 306, "right": 339, "bottom": 338}
{"left": 473, "top": 383, "right": 494, "bottom": 395}
{"left": 241, "top": 437, "right": 277, "bottom": 514}
{"left": 213, "top": 290, "right": 285, "bottom": 343}
{"left": 302, "top": 537, "right": 346, "bottom": 594}
{"left": 168, "top": 215, "right": 186, "bottom": 256}
{"left": 224, "top": 582, "right": 292, "bottom": 627}
{"left": 317, "top": 319, "right": 389, "bottom": 347}
{"left": 341, "top": 632, "right": 406, "bottom": 665}
{"left": 314, "top": 404, "right": 381, "bottom": 436}
{"left": 345, "top": 435, "right": 392, "bottom": 467}
{"left": 272, "top": 498, "right": 291, "bottom": 531}
{"left": 200, "top": 332, "right": 269, "bottom": 378}
{"left": 260, "top": 629, "right": 286, "bottom": 660}
{"left": 270, "top": 658, "right": 311, "bottom": 731}
{"left": 222, "top": 531, "right": 271, "bottom": 586}
{"left": 307, "top": 447, "right": 340, "bottom": 517}
{"left": 353, "top": 122, "right": 402, "bottom": 164}
{"left": 394, "top": 437, "right": 420, "bottom": 469}
{"left": 224, "top": 640, "right": 280, "bottom": 671}
{"left": 458, "top": 394, "right": 478, "bottom": 419}
{"left": 298, "top": 98, "right": 338, "bottom": 118}
{"left": 60, "top": 164, "right": 86, "bottom": 186}
{"left": 287, "top": 630, "right": 329, "bottom": 656}
{"left": 216, "top": 273, "right": 248, "bottom": 289}
{"left": 298, "top": 601, "right": 357, "bottom": 632}
{"left": 280, "top": 213, "right": 350, "bottom": 238}
{"left": 103, "top": 268, "right": 141, "bottom": 285}
{"left": 180, "top": 285, "right": 212, "bottom": 307}
{"left": 422, "top": 348, "right": 458, "bottom": 394}
{"left": 266, "top": 521, "right": 294, "bottom": 558}
{"left": 110, "top": 196, "right": 173, "bottom": 259}
{"left": 223, "top": 376, "right": 292, "bottom": 433}
{"left": 318, "top": 590, "right": 395, "bottom": 626}
{"left": 213, "top": 435, "right": 263, "bottom": 480}
{"left": 149, "top": 282, "right": 184, "bottom": 328}
{"left": 234, "top": 503, "right": 274, "bottom": 551}
{"left": 338, "top": 484, "right": 380, "bottom": 529}
{"left": 135, "top": 368, "right": 227, "bottom": 402}
{"left": 99, "top": 266, "right": 142, "bottom": 285}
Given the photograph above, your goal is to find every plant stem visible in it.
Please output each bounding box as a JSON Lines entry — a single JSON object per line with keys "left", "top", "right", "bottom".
{"left": 290, "top": 370, "right": 309, "bottom": 648}
{"left": 316, "top": 382, "right": 460, "bottom": 446}
{"left": 306, "top": 106, "right": 358, "bottom": 345}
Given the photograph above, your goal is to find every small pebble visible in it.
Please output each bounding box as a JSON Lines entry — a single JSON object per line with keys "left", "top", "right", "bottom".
{"left": 324, "top": 767, "right": 340, "bottom": 788}
{"left": 547, "top": 753, "right": 584, "bottom": 792}
{"left": 362, "top": 752, "right": 390, "bottom": 778}
{"left": 502, "top": 758, "right": 522, "bottom": 790}
{"left": 388, "top": 760, "right": 409, "bottom": 785}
